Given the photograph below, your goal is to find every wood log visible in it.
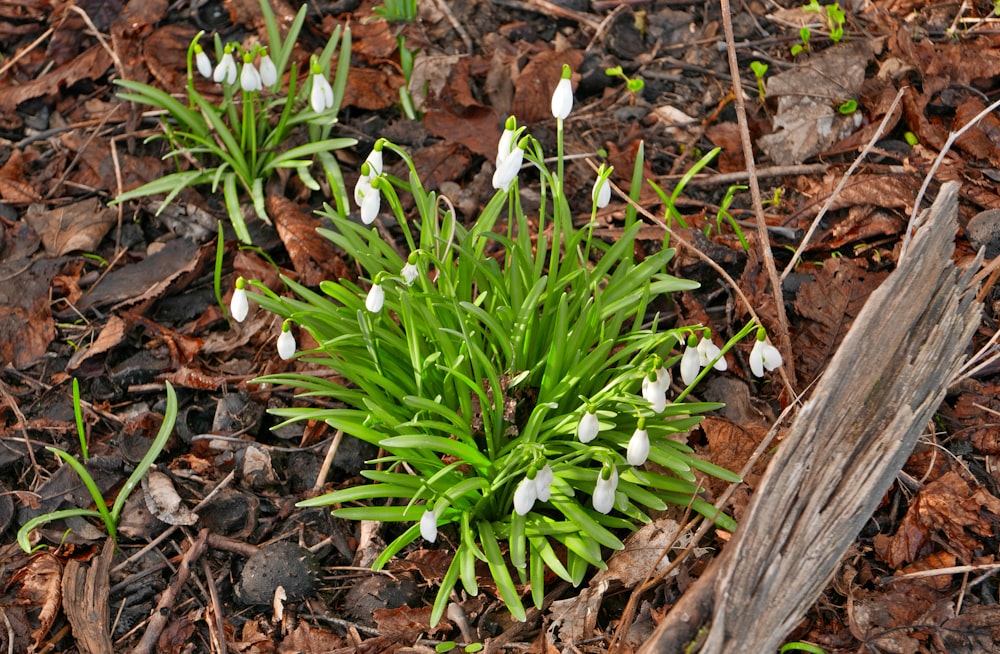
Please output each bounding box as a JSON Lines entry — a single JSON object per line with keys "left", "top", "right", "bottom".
{"left": 638, "top": 182, "right": 982, "bottom": 653}
{"left": 62, "top": 539, "right": 115, "bottom": 654}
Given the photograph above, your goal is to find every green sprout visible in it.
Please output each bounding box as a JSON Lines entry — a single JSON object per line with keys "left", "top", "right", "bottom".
{"left": 18, "top": 383, "right": 178, "bottom": 551}
{"left": 804, "top": 0, "right": 847, "bottom": 43}
{"left": 904, "top": 131, "right": 919, "bottom": 146}
{"left": 111, "top": 0, "right": 356, "bottom": 243}
{"left": 838, "top": 99, "right": 858, "bottom": 114}
{"left": 648, "top": 147, "right": 722, "bottom": 229}
{"left": 235, "top": 76, "right": 765, "bottom": 624}
{"left": 605, "top": 65, "right": 646, "bottom": 96}
{"left": 791, "top": 26, "right": 811, "bottom": 56}
{"left": 715, "top": 184, "right": 750, "bottom": 250}
{"left": 397, "top": 35, "right": 419, "bottom": 120}
{"left": 72, "top": 378, "right": 88, "bottom": 461}
{"left": 749, "top": 61, "right": 768, "bottom": 101}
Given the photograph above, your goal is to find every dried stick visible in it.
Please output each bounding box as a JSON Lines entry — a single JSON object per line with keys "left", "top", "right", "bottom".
{"left": 718, "top": 0, "right": 796, "bottom": 390}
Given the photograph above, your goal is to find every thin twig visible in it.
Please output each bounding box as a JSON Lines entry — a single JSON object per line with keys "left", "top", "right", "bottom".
{"left": 718, "top": 0, "right": 796, "bottom": 392}
{"left": 779, "top": 87, "right": 906, "bottom": 282}
{"left": 313, "top": 429, "right": 344, "bottom": 493}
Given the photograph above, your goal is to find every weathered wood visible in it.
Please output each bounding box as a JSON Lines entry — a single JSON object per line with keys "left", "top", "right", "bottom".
{"left": 62, "top": 539, "right": 115, "bottom": 654}
{"left": 639, "top": 182, "right": 982, "bottom": 653}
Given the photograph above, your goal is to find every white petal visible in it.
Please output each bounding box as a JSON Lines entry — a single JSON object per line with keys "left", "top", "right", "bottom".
{"left": 420, "top": 509, "right": 438, "bottom": 543}
{"left": 492, "top": 146, "right": 524, "bottom": 192}
{"left": 749, "top": 339, "right": 766, "bottom": 377}
{"left": 680, "top": 345, "right": 702, "bottom": 386}
{"left": 550, "top": 77, "right": 573, "bottom": 120}
{"left": 592, "top": 466, "right": 617, "bottom": 514}
{"left": 534, "top": 465, "right": 553, "bottom": 502}
{"left": 577, "top": 411, "right": 599, "bottom": 443}
{"left": 354, "top": 175, "right": 372, "bottom": 208}
{"left": 214, "top": 53, "right": 235, "bottom": 84}
{"left": 513, "top": 477, "right": 537, "bottom": 516}
{"left": 361, "top": 189, "right": 380, "bottom": 224}
{"left": 311, "top": 74, "right": 333, "bottom": 112}
{"left": 762, "top": 342, "right": 783, "bottom": 371}
{"left": 641, "top": 375, "right": 667, "bottom": 413}
{"left": 365, "top": 284, "right": 384, "bottom": 313}
{"left": 230, "top": 287, "right": 249, "bottom": 323}
{"left": 365, "top": 149, "right": 383, "bottom": 176}
{"left": 259, "top": 55, "right": 277, "bottom": 86}
{"left": 277, "top": 328, "right": 296, "bottom": 360}
{"left": 496, "top": 127, "right": 514, "bottom": 169}
{"left": 196, "top": 51, "right": 213, "bottom": 79}
{"left": 627, "top": 429, "right": 650, "bottom": 466}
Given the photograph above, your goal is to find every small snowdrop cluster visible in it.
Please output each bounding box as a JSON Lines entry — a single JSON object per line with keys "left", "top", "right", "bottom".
{"left": 680, "top": 331, "right": 728, "bottom": 386}
{"left": 354, "top": 142, "right": 384, "bottom": 225}
{"left": 512, "top": 465, "right": 554, "bottom": 517}
{"left": 492, "top": 117, "right": 525, "bottom": 192}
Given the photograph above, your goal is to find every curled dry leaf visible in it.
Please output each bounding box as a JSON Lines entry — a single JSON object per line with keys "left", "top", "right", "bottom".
{"left": 12, "top": 553, "right": 63, "bottom": 652}
{"left": 142, "top": 471, "right": 198, "bottom": 526}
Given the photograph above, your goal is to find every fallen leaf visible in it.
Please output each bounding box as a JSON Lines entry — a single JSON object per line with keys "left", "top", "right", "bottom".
{"left": 12, "top": 553, "right": 63, "bottom": 651}
{"left": 269, "top": 195, "right": 351, "bottom": 287}
{"left": 0, "top": 45, "right": 112, "bottom": 115}
{"left": 23, "top": 199, "right": 115, "bottom": 256}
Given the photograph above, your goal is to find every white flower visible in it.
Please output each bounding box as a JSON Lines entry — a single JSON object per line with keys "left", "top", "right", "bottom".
{"left": 550, "top": 64, "right": 574, "bottom": 120}
{"left": 360, "top": 185, "right": 380, "bottom": 224}
{"left": 259, "top": 54, "right": 277, "bottom": 87}
{"left": 577, "top": 411, "right": 599, "bottom": 443}
{"left": 492, "top": 142, "right": 524, "bottom": 192}
{"left": 592, "top": 465, "right": 618, "bottom": 514}
{"left": 195, "top": 47, "right": 213, "bottom": 79}
{"left": 240, "top": 59, "right": 262, "bottom": 92}
{"left": 680, "top": 342, "right": 702, "bottom": 386}
{"left": 627, "top": 428, "right": 650, "bottom": 466}
{"left": 513, "top": 477, "right": 537, "bottom": 516}
{"left": 641, "top": 367, "right": 669, "bottom": 413}
{"left": 749, "top": 337, "right": 783, "bottom": 377}
{"left": 364, "top": 147, "right": 383, "bottom": 177}
{"left": 697, "top": 336, "right": 728, "bottom": 371}
{"left": 213, "top": 50, "right": 237, "bottom": 85}
{"left": 366, "top": 283, "right": 384, "bottom": 313}
{"left": 277, "top": 323, "right": 296, "bottom": 360}
{"left": 535, "top": 465, "right": 553, "bottom": 502}
{"left": 496, "top": 119, "right": 516, "bottom": 170}
{"left": 401, "top": 262, "right": 419, "bottom": 285}
{"left": 230, "top": 281, "right": 249, "bottom": 323}
{"left": 310, "top": 69, "right": 334, "bottom": 113}
{"left": 420, "top": 508, "right": 438, "bottom": 543}
{"left": 592, "top": 176, "right": 611, "bottom": 209}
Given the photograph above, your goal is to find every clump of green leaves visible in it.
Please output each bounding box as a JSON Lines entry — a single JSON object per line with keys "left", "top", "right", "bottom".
{"left": 112, "top": 0, "right": 355, "bottom": 243}
{"left": 804, "top": 0, "right": 847, "bottom": 43}
{"left": 240, "top": 77, "right": 764, "bottom": 624}
{"left": 791, "top": 26, "right": 811, "bottom": 56}
{"left": 374, "top": 0, "right": 418, "bottom": 22}
{"left": 713, "top": 184, "right": 750, "bottom": 250}
{"left": 18, "top": 383, "right": 178, "bottom": 551}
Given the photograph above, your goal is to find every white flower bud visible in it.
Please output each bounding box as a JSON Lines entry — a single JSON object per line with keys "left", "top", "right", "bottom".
{"left": 577, "top": 411, "right": 599, "bottom": 443}
{"left": 230, "top": 282, "right": 249, "bottom": 323}
{"left": 627, "top": 428, "right": 650, "bottom": 466}
{"left": 420, "top": 508, "right": 438, "bottom": 543}
{"left": 592, "top": 465, "right": 618, "bottom": 514}
{"left": 365, "top": 284, "right": 384, "bottom": 313}
{"left": 195, "top": 48, "right": 213, "bottom": 79}
{"left": 550, "top": 65, "right": 574, "bottom": 120}
{"left": 534, "top": 465, "right": 553, "bottom": 502}
{"left": 277, "top": 323, "right": 296, "bottom": 360}
{"left": 259, "top": 54, "right": 277, "bottom": 87}
{"left": 513, "top": 477, "right": 537, "bottom": 516}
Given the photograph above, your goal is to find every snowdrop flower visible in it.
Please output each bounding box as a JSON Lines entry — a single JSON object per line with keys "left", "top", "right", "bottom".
{"left": 627, "top": 425, "right": 650, "bottom": 466}
{"left": 401, "top": 259, "right": 419, "bottom": 285}
{"left": 550, "top": 64, "right": 573, "bottom": 120}
{"left": 680, "top": 335, "right": 702, "bottom": 386}
{"left": 230, "top": 277, "right": 249, "bottom": 323}
{"left": 641, "top": 366, "right": 670, "bottom": 413}
{"left": 240, "top": 53, "right": 262, "bottom": 92}
{"left": 492, "top": 138, "right": 525, "bottom": 192}
{"left": 360, "top": 178, "right": 381, "bottom": 225}
{"left": 366, "top": 283, "right": 384, "bottom": 313}
{"left": 513, "top": 476, "right": 537, "bottom": 516}
{"left": 749, "top": 329, "right": 783, "bottom": 377}
{"left": 592, "top": 464, "right": 618, "bottom": 514}
{"left": 420, "top": 508, "right": 438, "bottom": 543}
{"left": 354, "top": 143, "right": 384, "bottom": 221}
{"left": 592, "top": 175, "right": 611, "bottom": 209}
{"left": 213, "top": 46, "right": 237, "bottom": 85}
{"left": 697, "top": 334, "right": 728, "bottom": 372}
{"left": 534, "top": 464, "right": 553, "bottom": 502}
{"left": 194, "top": 44, "right": 213, "bottom": 80}
{"left": 258, "top": 51, "right": 277, "bottom": 87}
{"left": 496, "top": 116, "right": 517, "bottom": 170}
{"left": 309, "top": 59, "right": 334, "bottom": 113}
{"left": 276, "top": 320, "right": 295, "bottom": 360}
{"left": 577, "top": 410, "right": 599, "bottom": 443}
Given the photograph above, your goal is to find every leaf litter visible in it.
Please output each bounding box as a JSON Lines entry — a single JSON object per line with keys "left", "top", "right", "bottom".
{"left": 1, "top": 0, "right": 1000, "bottom": 651}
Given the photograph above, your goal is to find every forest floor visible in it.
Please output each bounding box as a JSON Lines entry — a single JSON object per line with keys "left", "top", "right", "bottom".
{"left": 2, "top": 0, "right": 1000, "bottom": 652}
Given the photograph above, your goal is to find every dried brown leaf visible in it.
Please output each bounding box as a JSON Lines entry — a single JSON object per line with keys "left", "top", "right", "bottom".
{"left": 269, "top": 195, "right": 351, "bottom": 287}
{"left": 14, "top": 553, "right": 63, "bottom": 652}
{"left": 23, "top": 199, "right": 115, "bottom": 256}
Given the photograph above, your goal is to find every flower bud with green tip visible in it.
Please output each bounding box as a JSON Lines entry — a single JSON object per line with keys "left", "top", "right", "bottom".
{"left": 231, "top": 277, "right": 249, "bottom": 323}
{"left": 627, "top": 418, "right": 650, "bottom": 466}
{"left": 213, "top": 45, "right": 237, "bottom": 85}
{"left": 641, "top": 366, "right": 670, "bottom": 413}
{"left": 309, "top": 57, "right": 334, "bottom": 113}
{"left": 592, "top": 164, "right": 613, "bottom": 209}
{"left": 492, "top": 136, "right": 527, "bottom": 192}
{"left": 194, "top": 43, "right": 212, "bottom": 80}
{"left": 420, "top": 507, "right": 438, "bottom": 543}
{"left": 550, "top": 64, "right": 573, "bottom": 120}
{"left": 513, "top": 475, "right": 537, "bottom": 516}
{"left": 697, "top": 331, "right": 727, "bottom": 371}
{"left": 277, "top": 320, "right": 296, "bottom": 360}
{"left": 680, "top": 333, "right": 702, "bottom": 386}
{"left": 366, "top": 278, "right": 385, "bottom": 313}
{"left": 577, "top": 406, "right": 599, "bottom": 443}
{"left": 592, "top": 463, "right": 618, "bottom": 514}
{"left": 240, "top": 52, "right": 262, "bottom": 92}
{"left": 401, "top": 253, "right": 419, "bottom": 285}
{"left": 258, "top": 49, "right": 277, "bottom": 87}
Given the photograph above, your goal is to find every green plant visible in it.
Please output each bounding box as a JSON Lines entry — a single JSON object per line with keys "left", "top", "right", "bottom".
{"left": 750, "top": 61, "right": 768, "bottom": 101}
{"left": 904, "top": 131, "right": 919, "bottom": 146}
{"left": 714, "top": 184, "right": 750, "bottom": 250}
{"left": 780, "top": 642, "right": 827, "bottom": 654}
{"left": 236, "top": 70, "right": 777, "bottom": 625}
{"left": 72, "top": 378, "right": 88, "bottom": 460}
{"left": 791, "top": 26, "right": 811, "bottom": 56}
{"left": 111, "top": 0, "right": 356, "bottom": 243}
{"left": 605, "top": 65, "right": 645, "bottom": 95}
{"left": 373, "top": 0, "right": 418, "bottom": 22}
{"left": 397, "top": 34, "right": 419, "bottom": 121}
{"left": 436, "top": 642, "right": 483, "bottom": 653}
{"left": 838, "top": 99, "right": 858, "bottom": 114}
{"left": 647, "top": 147, "right": 721, "bottom": 229}
{"left": 18, "top": 382, "right": 178, "bottom": 551}
{"left": 804, "top": 0, "right": 847, "bottom": 43}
